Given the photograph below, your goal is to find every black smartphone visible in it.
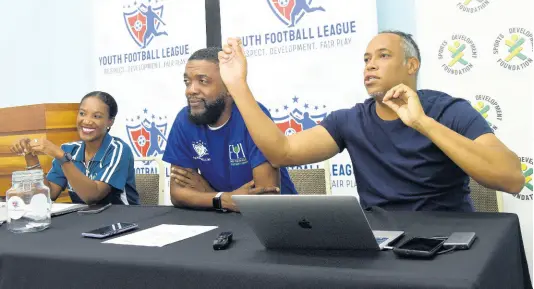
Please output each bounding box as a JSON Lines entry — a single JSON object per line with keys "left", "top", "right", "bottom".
{"left": 77, "top": 203, "right": 112, "bottom": 215}
{"left": 393, "top": 237, "right": 445, "bottom": 259}
{"left": 81, "top": 222, "right": 138, "bottom": 239}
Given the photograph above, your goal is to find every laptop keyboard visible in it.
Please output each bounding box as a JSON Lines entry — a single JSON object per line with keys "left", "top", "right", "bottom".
{"left": 375, "top": 237, "right": 389, "bottom": 245}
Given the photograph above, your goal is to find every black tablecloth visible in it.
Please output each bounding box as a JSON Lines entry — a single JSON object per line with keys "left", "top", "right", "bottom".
{"left": 0, "top": 206, "right": 531, "bottom": 289}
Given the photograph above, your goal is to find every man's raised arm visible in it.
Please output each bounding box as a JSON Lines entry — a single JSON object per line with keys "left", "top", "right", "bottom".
{"left": 218, "top": 38, "right": 339, "bottom": 167}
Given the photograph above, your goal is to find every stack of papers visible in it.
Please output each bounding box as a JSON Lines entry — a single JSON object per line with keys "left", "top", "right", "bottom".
{"left": 51, "top": 203, "right": 87, "bottom": 216}
{"left": 0, "top": 202, "right": 5, "bottom": 224}
{"left": 0, "top": 202, "right": 87, "bottom": 222}
{"left": 103, "top": 224, "right": 218, "bottom": 247}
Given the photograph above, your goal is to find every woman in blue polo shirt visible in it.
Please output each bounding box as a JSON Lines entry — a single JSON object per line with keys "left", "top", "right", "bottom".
{"left": 10, "top": 91, "right": 140, "bottom": 205}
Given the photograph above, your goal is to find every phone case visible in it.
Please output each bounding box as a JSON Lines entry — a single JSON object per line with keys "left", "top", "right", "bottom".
{"left": 81, "top": 223, "right": 138, "bottom": 239}
{"left": 392, "top": 238, "right": 445, "bottom": 259}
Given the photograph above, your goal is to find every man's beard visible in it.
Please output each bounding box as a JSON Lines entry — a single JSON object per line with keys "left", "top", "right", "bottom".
{"left": 187, "top": 94, "right": 227, "bottom": 125}
{"left": 369, "top": 91, "right": 386, "bottom": 102}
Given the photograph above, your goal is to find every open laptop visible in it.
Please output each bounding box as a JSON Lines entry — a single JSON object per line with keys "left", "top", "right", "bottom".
{"left": 232, "top": 195, "right": 404, "bottom": 250}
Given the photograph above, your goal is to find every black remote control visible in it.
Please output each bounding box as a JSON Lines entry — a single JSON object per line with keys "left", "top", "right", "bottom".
{"left": 213, "top": 232, "right": 233, "bottom": 250}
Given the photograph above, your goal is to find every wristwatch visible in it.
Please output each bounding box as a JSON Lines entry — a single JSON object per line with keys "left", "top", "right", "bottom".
{"left": 56, "top": 152, "right": 73, "bottom": 166}
{"left": 213, "top": 192, "right": 228, "bottom": 212}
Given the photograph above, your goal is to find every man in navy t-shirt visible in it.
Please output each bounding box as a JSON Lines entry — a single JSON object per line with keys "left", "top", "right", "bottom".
{"left": 162, "top": 48, "right": 297, "bottom": 212}
{"left": 215, "top": 32, "right": 524, "bottom": 212}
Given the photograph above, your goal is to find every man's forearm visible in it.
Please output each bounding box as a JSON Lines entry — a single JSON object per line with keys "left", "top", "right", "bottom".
{"left": 226, "top": 81, "right": 290, "bottom": 164}
{"left": 253, "top": 163, "right": 281, "bottom": 189}
{"left": 171, "top": 187, "right": 216, "bottom": 208}
{"left": 171, "top": 186, "right": 235, "bottom": 209}
{"left": 415, "top": 116, "right": 523, "bottom": 192}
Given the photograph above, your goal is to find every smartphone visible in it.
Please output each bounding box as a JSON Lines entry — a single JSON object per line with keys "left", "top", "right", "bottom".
{"left": 81, "top": 222, "right": 138, "bottom": 239}
{"left": 77, "top": 203, "right": 112, "bottom": 215}
{"left": 393, "top": 237, "right": 445, "bottom": 259}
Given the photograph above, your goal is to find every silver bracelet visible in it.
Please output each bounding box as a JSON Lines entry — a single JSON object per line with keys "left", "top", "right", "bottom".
{"left": 26, "top": 163, "right": 41, "bottom": 170}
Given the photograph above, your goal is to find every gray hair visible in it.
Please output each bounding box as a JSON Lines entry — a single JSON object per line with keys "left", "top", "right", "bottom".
{"left": 379, "top": 30, "right": 421, "bottom": 66}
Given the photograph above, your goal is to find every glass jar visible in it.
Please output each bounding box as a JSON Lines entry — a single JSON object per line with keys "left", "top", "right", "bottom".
{"left": 5, "top": 170, "right": 51, "bottom": 233}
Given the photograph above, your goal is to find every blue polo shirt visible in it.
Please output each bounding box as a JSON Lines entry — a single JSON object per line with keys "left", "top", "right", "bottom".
{"left": 47, "top": 133, "right": 140, "bottom": 205}
{"left": 163, "top": 102, "right": 298, "bottom": 195}
{"left": 320, "top": 89, "right": 493, "bottom": 212}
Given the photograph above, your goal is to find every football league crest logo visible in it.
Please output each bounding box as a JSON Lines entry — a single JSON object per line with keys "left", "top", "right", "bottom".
{"left": 270, "top": 96, "right": 328, "bottom": 135}
{"left": 268, "top": 0, "right": 325, "bottom": 27}
{"left": 126, "top": 108, "right": 168, "bottom": 158}
{"left": 123, "top": 0, "right": 168, "bottom": 49}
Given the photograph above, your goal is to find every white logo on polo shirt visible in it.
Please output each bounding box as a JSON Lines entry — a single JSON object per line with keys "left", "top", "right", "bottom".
{"left": 229, "top": 143, "right": 247, "bottom": 166}
{"left": 192, "top": 141, "right": 211, "bottom": 161}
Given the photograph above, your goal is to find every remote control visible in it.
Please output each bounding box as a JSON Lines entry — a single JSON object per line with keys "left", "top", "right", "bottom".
{"left": 213, "top": 231, "right": 233, "bottom": 250}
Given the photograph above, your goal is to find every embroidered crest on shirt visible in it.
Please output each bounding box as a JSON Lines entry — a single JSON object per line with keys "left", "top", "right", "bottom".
{"left": 192, "top": 141, "right": 211, "bottom": 161}
{"left": 229, "top": 143, "right": 247, "bottom": 166}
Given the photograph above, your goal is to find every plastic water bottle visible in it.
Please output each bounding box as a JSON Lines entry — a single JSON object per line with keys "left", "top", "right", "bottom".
{"left": 5, "top": 170, "right": 51, "bottom": 233}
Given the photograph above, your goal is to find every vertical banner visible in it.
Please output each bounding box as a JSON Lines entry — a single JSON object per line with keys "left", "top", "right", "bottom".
{"left": 220, "top": 0, "right": 378, "bottom": 195}
{"left": 414, "top": 0, "right": 533, "bottom": 274}
{"left": 92, "top": 0, "right": 207, "bottom": 204}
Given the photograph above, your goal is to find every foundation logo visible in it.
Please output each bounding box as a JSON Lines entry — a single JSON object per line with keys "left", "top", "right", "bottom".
{"left": 471, "top": 95, "right": 502, "bottom": 131}
{"left": 515, "top": 156, "right": 533, "bottom": 201}
{"left": 438, "top": 34, "right": 477, "bottom": 75}
{"left": 456, "top": 0, "right": 490, "bottom": 13}
{"left": 269, "top": 96, "right": 328, "bottom": 136}
{"left": 229, "top": 143, "right": 248, "bottom": 166}
{"left": 493, "top": 28, "right": 533, "bottom": 71}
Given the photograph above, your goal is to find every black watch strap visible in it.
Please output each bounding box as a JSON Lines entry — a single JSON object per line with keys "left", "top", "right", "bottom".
{"left": 56, "top": 152, "right": 72, "bottom": 166}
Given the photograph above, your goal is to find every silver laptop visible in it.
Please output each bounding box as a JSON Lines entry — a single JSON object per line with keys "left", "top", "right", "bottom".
{"left": 232, "top": 195, "right": 404, "bottom": 250}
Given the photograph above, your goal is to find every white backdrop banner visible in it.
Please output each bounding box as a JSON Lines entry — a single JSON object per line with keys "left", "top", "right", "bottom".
{"left": 220, "top": 0, "right": 378, "bottom": 195}
{"left": 414, "top": 0, "right": 533, "bottom": 274}
{"left": 92, "top": 0, "right": 206, "bottom": 204}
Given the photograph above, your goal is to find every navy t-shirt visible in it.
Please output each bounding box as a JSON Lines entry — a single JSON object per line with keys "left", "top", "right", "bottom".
{"left": 163, "top": 102, "right": 297, "bottom": 195}
{"left": 320, "top": 89, "right": 493, "bottom": 211}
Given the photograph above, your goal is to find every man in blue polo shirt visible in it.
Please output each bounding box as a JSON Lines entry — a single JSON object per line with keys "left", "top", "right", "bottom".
{"left": 163, "top": 47, "right": 297, "bottom": 212}
{"left": 215, "top": 32, "right": 524, "bottom": 212}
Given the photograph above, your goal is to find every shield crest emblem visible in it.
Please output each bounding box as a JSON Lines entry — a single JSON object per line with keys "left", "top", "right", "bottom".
{"left": 154, "top": 123, "right": 168, "bottom": 152}
{"left": 273, "top": 108, "right": 327, "bottom": 136}
{"left": 126, "top": 120, "right": 168, "bottom": 158}
{"left": 267, "top": 0, "right": 313, "bottom": 26}
{"left": 123, "top": 4, "right": 164, "bottom": 48}
{"left": 273, "top": 116, "right": 301, "bottom": 136}
{"left": 126, "top": 124, "right": 151, "bottom": 157}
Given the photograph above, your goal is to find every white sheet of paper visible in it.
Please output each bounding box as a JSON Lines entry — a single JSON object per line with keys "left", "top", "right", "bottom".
{"left": 102, "top": 224, "right": 218, "bottom": 247}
